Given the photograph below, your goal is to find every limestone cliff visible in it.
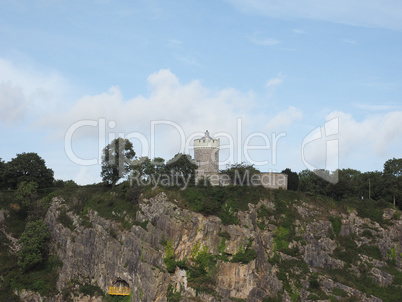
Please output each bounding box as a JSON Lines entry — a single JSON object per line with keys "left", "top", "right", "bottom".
{"left": 38, "top": 191, "right": 402, "bottom": 302}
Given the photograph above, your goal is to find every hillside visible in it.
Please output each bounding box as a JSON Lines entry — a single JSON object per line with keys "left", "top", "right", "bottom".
{"left": 1, "top": 185, "right": 402, "bottom": 301}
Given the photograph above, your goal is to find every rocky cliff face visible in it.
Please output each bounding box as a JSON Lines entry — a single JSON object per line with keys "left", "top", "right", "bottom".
{"left": 41, "top": 192, "right": 402, "bottom": 302}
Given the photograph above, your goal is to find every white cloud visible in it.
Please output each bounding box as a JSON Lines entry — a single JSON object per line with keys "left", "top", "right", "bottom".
{"left": 302, "top": 111, "right": 402, "bottom": 171}
{"left": 327, "top": 111, "right": 402, "bottom": 156}
{"left": 266, "top": 73, "right": 284, "bottom": 88}
{"left": 74, "top": 166, "right": 100, "bottom": 185}
{"left": 353, "top": 103, "right": 400, "bottom": 111}
{"left": 41, "top": 69, "right": 259, "bottom": 158}
{"left": 178, "top": 55, "right": 199, "bottom": 66}
{"left": 265, "top": 106, "right": 303, "bottom": 131}
{"left": 226, "top": 0, "right": 402, "bottom": 30}
{"left": 46, "top": 69, "right": 255, "bottom": 133}
{"left": 38, "top": 69, "right": 306, "bottom": 174}
{"left": 0, "top": 82, "right": 26, "bottom": 124}
{"left": 292, "top": 29, "right": 304, "bottom": 34}
{"left": 265, "top": 73, "right": 285, "bottom": 99}
{"left": 249, "top": 37, "right": 281, "bottom": 46}
{"left": 0, "top": 58, "right": 70, "bottom": 124}
{"left": 0, "top": 61, "right": 303, "bottom": 181}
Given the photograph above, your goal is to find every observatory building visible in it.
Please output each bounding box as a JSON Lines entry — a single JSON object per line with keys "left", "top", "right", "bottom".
{"left": 193, "top": 130, "right": 288, "bottom": 189}
{"left": 193, "top": 130, "right": 220, "bottom": 175}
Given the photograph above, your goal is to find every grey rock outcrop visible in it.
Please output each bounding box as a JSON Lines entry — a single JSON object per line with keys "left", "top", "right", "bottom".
{"left": 34, "top": 192, "right": 402, "bottom": 302}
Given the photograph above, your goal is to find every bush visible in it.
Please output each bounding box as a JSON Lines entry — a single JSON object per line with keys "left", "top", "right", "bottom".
{"left": 332, "top": 287, "right": 347, "bottom": 297}
{"left": 163, "top": 240, "right": 176, "bottom": 273}
{"left": 361, "top": 229, "right": 374, "bottom": 239}
{"left": 187, "top": 244, "right": 217, "bottom": 295}
{"left": 165, "top": 257, "right": 176, "bottom": 273}
{"left": 231, "top": 249, "right": 257, "bottom": 264}
{"left": 333, "top": 235, "right": 358, "bottom": 264}
{"left": 103, "top": 293, "right": 132, "bottom": 302}
{"left": 258, "top": 204, "right": 272, "bottom": 218}
{"left": 6, "top": 254, "right": 62, "bottom": 296}
{"left": 79, "top": 284, "right": 104, "bottom": 296}
{"left": 309, "top": 278, "right": 320, "bottom": 289}
{"left": 218, "top": 230, "right": 231, "bottom": 240}
{"left": 57, "top": 209, "right": 75, "bottom": 231}
{"left": 358, "top": 244, "right": 382, "bottom": 260}
{"left": 231, "top": 238, "right": 257, "bottom": 264}
{"left": 167, "top": 283, "right": 182, "bottom": 302}
{"left": 329, "top": 216, "right": 342, "bottom": 236}
{"left": 220, "top": 201, "right": 239, "bottom": 225}
{"left": 180, "top": 186, "right": 273, "bottom": 222}
{"left": 18, "top": 219, "right": 50, "bottom": 271}
{"left": 273, "top": 227, "right": 289, "bottom": 251}
{"left": 263, "top": 297, "right": 281, "bottom": 302}
{"left": 134, "top": 220, "right": 148, "bottom": 230}
{"left": 343, "top": 197, "right": 391, "bottom": 226}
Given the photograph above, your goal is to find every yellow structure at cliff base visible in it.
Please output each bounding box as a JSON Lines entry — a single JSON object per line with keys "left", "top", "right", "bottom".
{"left": 109, "top": 286, "right": 130, "bottom": 295}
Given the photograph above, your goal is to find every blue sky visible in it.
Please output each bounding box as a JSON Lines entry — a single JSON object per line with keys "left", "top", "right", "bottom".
{"left": 0, "top": 0, "right": 401, "bottom": 184}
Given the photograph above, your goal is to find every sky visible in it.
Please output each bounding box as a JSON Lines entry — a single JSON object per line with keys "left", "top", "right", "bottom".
{"left": 0, "top": 0, "right": 401, "bottom": 185}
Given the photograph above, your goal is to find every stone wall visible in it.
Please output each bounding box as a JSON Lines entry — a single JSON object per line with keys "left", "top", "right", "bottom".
{"left": 194, "top": 147, "right": 219, "bottom": 174}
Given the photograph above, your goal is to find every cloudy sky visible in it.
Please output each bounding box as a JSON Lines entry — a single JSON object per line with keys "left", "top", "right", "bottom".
{"left": 0, "top": 0, "right": 401, "bottom": 184}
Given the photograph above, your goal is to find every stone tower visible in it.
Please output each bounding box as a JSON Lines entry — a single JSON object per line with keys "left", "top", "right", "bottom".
{"left": 194, "top": 130, "right": 220, "bottom": 174}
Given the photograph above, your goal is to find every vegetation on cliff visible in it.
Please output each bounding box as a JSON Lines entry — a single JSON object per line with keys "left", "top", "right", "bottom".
{"left": 0, "top": 153, "right": 402, "bottom": 301}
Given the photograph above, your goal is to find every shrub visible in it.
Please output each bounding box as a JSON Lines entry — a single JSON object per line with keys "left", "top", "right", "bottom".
{"left": 79, "top": 284, "right": 104, "bottom": 296}
{"left": 258, "top": 204, "right": 272, "bottom": 218}
{"left": 163, "top": 240, "right": 176, "bottom": 273}
{"left": 187, "top": 244, "right": 217, "bottom": 295}
{"left": 329, "top": 216, "right": 342, "bottom": 236}
{"left": 18, "top": 219, "right": 50, "bottom": 271}
{"left": 231, "top": 249, "right": 257, "bottom": 264}
{"left": 333, "top": 235, "right": 358, "bottom": 263}
{"left": 220, "top": 201, "right": 239, "bottom": 225}
{"left": 309, "top": 278, "right": 320, "bottom": 290}
{"left": 218, "top": 230, "right": 231, "bottom": 240}
{"left": 103, "top": 293, "right": 132, "bottom": 302}
{"left": 361, "top": 229, "right": 374, "bottom": 239}
{"left": 57, "top": 209, "right": 75, "bottom": 231}
{"left": 167, "top": 283, "right": 182, "bottom": 302}
{"left": 332, "top": 287, "right": 347, "bottom": 297}
{"left": 134, "top": 220, "right": 148, "bottom": 230}
{"left": 231, "top": 238, "right": 257, "bottom": 264}
{"left": 358, "top": 244, "right": 382, "bottom": 260}
{"left": 273, "top": 227, "right": 289, "bottom": 251}
{"left": 263, "top": 297, "right": 281, "bottom": 302}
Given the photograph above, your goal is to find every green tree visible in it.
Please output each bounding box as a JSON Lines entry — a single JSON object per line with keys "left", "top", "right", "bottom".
{"left": 0, "top": 157, "right": 6, "bottom": 189}
{"left": 152, "top": 157, "right": 166, "bottom": 176}
{"left": 131, "top": 156, "right": 165, "bottom": 185}
{"left": 5, "top": 153, "right": 54, "bottom": 189}
{"left": 165, "top": 153, "right": 197, "bottom": 187}
{"left": 54, "top": 179, "right": 78, "bottom": 188}
{"left": 15, "top": 181, "right": 38, "bottom": 210}
{"left": 359, "top": 171, "right": 384, "bottom": 200}
{"left": 383, "top": 158, "right": 402, "bottom": 206}
{"left": 101, "top": 138, "right": 136, "bottom": 186}
{"left": 298, "top": 169, "right": 330, "bottom": 196}
{"left": 18, "top": 219, "right": 50, "bottom": 271}
{"left": 326, "top": 169, "right": 362, "bottom": 200}
{"left": 220, "top": 163, "right": 260, "bottom": 186}
{"left": 281, "top": 168, "right": 299, "bottom": 191}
